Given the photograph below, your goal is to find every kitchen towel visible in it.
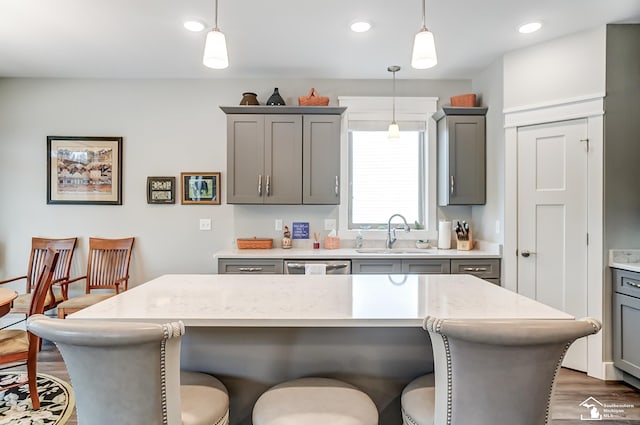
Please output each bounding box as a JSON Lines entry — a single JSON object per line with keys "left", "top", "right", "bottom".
{"left": 305, "top": 263, "right": 327, "bottom": 275}
{"left": 438, "top": 221, "right": 452, "bottom": 249}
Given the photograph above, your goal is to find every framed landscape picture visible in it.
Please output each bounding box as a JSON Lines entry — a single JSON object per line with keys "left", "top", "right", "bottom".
{"left": 181, "top": 172, "right": 220, "bottom": 205}
{"left": 47, "top": 136, "right": 123, "bottom": 205}
{"left": 147, "top": 176, "right": 176, "bottom": 204}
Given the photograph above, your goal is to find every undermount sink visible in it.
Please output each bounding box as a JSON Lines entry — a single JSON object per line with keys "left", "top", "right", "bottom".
{"left": 355, "top": 248, "right": 436, "bottom": 254}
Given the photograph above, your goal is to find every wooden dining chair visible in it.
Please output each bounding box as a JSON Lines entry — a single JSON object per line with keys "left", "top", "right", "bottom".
{"left": 57, "top": 237, "right": 134, "bottom": 319}
{"left": 0, "top": 237, "right": 77, "bottom": 316}
{"left": 0, "top": 247, "right": 59, "bottom": 410}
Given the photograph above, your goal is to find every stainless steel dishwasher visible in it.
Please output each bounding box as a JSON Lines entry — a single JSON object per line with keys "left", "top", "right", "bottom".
{"left": 283, "top": 260, "right": 351, "bottom": 274}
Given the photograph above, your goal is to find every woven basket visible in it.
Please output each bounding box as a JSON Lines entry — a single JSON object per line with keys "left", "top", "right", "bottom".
{"left": 450, "top": 93, "right": 477, "bottom": 107}
{"left": 298, "top": 88, "right": 329, "bottom": 106}
{"left": 237, "top": 238, "right": 273, "bottom": 249}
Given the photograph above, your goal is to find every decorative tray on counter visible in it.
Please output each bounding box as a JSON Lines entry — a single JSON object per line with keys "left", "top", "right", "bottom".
{"left": 237, "top": 238, "right": 273, "bottom": 249}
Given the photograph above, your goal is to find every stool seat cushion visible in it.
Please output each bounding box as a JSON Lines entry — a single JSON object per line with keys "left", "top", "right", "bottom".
{"left": 401, "top": 374, "right": 435, "bottom": 425}
{"left": 57, "top": 293, "right": 114, "bottom": 310}
{"left": 0, "top": 330, "right": 28, "bottom": 355}
{"left": 180, "top": 371, "right": 230, "bottom": 425}
{"left": 12, "top": 292, "right": 63, "bottom": 311}
{"left": 252, "top": 377, "right": 378, "bottom": 425}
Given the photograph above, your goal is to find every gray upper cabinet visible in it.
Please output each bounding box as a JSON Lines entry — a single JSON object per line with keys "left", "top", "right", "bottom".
{"left": 303, "top": 115, "right": 341, "bottom": 204}
{"left": 226, "top": 114, "right": 302, "bottom": 204}
{"left": 222, "top": 106, "right": 345, "bottom": 205}
{"left": 435, "top": 107, "right": 487, "bottom": 205}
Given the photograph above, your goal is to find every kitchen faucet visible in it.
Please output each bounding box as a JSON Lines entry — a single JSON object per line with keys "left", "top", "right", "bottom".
{"left": 386, "top": 214, "right": 410, "bottom": 249}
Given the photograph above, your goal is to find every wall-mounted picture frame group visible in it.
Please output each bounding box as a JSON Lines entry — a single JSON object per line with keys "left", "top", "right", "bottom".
{"left": 47, "top": 136, "right": 123, "bottom": 205}
{"left": 181, "top": 172, "right": 220, "bottom": 205}
{"left": 147, "top": 176, "right": 176, "bottom": 204}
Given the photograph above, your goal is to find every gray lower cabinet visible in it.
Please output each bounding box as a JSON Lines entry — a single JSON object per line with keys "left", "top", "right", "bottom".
{"left": 435, "top": 107, "right": 487, "bottom": 206}
{"left": 352, "top": 259, "right": 450, "bottom": 275}
{"left": 218, "top": 259, "right": 283, "bottom": 274}
{"left": 451, "top": 259, "right": 500, "bottom": 284}
{"left": 223, "top": 107, "right": 344, "bottom": 205}
{"left": 613, "top": 268, "right": 640, "bottom": 388}
{"left": 351, "top": 259, "right": 403, "bottom": 274}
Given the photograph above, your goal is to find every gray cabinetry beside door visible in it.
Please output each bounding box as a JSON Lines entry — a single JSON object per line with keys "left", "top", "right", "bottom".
{"left": 435, "top": 107, "right": 487, "bottom": 206}
{"left": 222, "top": 106, "right": 345, "bottom": 205}
{"left": 613, "top": 268, "right": 640, "bottom": 389}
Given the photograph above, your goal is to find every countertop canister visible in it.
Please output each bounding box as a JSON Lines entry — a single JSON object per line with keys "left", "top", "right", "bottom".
{"left": 438, "top": 221, "right": 452, "bottom": 249}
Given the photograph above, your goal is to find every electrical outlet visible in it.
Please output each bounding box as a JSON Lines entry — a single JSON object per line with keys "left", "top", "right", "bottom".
{"left": 275, "top": 219, "right": 283, "bottom": 231}
{"left": 324, "top": 219, "right": 336, "bottom": 231}
{"left": 199, "top": 218, "right": 212, "bottom": 231}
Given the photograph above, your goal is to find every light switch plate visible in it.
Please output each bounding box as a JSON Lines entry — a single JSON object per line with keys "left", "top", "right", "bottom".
{"left": 199, "top": 218, "right": 212, "bottom": 231}
{"left": 275, "top": 219, "right": 283, "bottom": 231}
{"left": 324, "top": 219, "right": 336, "bottom": 231}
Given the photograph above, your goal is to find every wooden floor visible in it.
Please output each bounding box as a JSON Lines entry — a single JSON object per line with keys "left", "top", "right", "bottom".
{"left": 8, "top": 341, "right": 640, "bottom": 425}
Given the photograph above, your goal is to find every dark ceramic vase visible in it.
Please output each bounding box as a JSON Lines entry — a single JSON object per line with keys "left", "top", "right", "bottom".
{"left": 240, "top": 92, "right": 259, "bottom": 105}
{"left": 266, "top": 88, "right": 285, "bottom": 106}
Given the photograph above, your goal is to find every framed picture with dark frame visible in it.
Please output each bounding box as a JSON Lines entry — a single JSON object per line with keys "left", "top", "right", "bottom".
{"left": 181, "top": 172, "right": 221, "bottom": 205}
{"left": 147, "top": 176, "right": 176, "bottom": 204}
{"left": 47, "top": 136, "right": 123, "bottom": 205}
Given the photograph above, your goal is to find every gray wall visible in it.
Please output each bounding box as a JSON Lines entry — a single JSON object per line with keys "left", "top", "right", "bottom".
{"left": 0, "top": 77, "right": 470, "bottom": 289}
{"left": 471, "top": 57, "right": 504, "bottom": 244}
{"left": 604, "top": 24, "right": 640, "bottom": 251}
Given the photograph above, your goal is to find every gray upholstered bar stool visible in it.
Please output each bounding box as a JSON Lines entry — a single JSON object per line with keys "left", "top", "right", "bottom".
{"left": 401, "top": 316, "right": 601, "bottom": 425}
{"left": 28, "top": 315, "right": 229, "bottom": 425}
{"left": 252, "top": 377, "right": 378, "bottom": 425}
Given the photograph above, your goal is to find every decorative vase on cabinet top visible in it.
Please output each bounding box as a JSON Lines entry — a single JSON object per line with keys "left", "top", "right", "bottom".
{"left": 266, "top": 88, "right": 286, "bottom": 106}
{"left": 240, "top": 92, "right": 259, "bottom": 105}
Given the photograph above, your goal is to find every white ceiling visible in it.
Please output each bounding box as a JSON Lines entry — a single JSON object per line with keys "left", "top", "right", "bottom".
{"left": 1, "top": 0, "right": 639, "bottom": 80}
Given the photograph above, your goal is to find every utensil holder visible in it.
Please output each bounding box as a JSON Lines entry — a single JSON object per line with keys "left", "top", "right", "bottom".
{"left": 456, "top": 231, "right": 474, "bottom": 251}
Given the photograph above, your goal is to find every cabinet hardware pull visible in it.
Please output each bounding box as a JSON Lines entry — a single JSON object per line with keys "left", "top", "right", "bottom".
{"left": 335, "top": 176, "right": 339, "bottom": 196}
{"left": 463, "top": 267, "right": 488, "bottom": 272}
{"left": 238, "top": 267, "right": 263, "bottom": 272}
{"left": 257, "top": 175, "right": 262, "bottom": 196}
{"left": 450, "top": 175, "right": 455, "bottom": 195}
{"left": 266, "top": 175, "right": 271, "bottom": 196}
{"left": 625, "top": 281, "right": 640, "bottom": 289}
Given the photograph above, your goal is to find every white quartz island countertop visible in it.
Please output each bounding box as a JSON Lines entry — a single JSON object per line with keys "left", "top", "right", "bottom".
{"left": 70, "top": 273, "right": 571, "bottom": 326}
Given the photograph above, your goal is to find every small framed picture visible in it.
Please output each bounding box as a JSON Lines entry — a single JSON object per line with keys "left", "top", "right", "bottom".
{"left": 181, "top": 172, "right": 221, "bottom": 205}
{"left": 47, "top": 136, "right": 123, "bottom": 205}
{"left": 147, "top": 176, "right": 175, "bottom": 204}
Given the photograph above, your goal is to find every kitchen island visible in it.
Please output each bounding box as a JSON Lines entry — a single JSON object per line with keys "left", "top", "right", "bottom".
{"left": 71, "top": 273, "right": 571, "bottom": 424}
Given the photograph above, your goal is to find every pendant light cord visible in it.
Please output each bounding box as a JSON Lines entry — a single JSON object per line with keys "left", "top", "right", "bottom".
{"left": 213, "top": 0, "right": 219, "bottom": 31}
{"left": 392, "top": 70, "right": 396, "bottom": 123}
{"left": 421, "top": 0, "right": 427, "bottom": 31}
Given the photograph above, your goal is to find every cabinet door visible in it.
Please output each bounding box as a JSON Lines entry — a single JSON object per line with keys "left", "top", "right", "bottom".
{"left": 218, "top": 259, "right": 283, "bottom": 274}
{"left": 438, "top": 115, "right": 486, "bottom": 205}
{"left": 227, "top": 115, "right": 265, "bottom": 204}
{"left": 402, "top": 259, "right": 450, "bottom": 274}
{"left": 351, "top": 259, "right": 402, "bottom": 274}
{"left": 264, "top": 115, "right": 302, "bottom": 204}
{"left": 613, "top": 292, "right": 640, "bottom": 379}
{"left": 303, "top": 115, "right": 341, "bottom": 204}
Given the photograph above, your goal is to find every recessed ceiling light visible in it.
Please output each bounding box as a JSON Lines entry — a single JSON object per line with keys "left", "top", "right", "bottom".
{"left": 184, "top": 20, "right": 206, "bottom": 32}
{"left": 350, "top": 21, "right": 372, "bottom": 33}
{"left": 518, "top": 22, "right": 542, "bottom": 34}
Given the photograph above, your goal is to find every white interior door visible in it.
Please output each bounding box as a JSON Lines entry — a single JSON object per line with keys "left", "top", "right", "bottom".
{"left": 517, "top": 119, "right": 589, "bottom": 371}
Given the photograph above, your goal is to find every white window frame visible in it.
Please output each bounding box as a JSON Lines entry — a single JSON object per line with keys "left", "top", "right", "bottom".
{"left": 337, "top": 96, "right": 439, "bottom": 242}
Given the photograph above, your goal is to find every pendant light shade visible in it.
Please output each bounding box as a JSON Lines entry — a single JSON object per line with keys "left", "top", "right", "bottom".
{"left": 388, "top": 65, "right": 401, "bottom": 139}
{"left": 202, "top": 0, "right": 229, "bottom": 69}
{"left": 203, "top": 30, "right": 228, "bottom": 69}
{"left": 411, "top": 0, "right": 437, "bottom": 69}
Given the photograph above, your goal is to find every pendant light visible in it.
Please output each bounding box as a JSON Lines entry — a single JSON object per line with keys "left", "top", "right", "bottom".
{"left": 202, "top": 0, "right": 229, "bottom": 69}
{"left": 388, "top": 65, "right": 401, "bottom": 139}
{"left": 411, "top": 0, "right": 437, "bottom": 69}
